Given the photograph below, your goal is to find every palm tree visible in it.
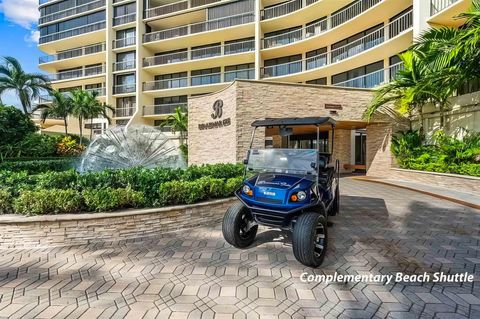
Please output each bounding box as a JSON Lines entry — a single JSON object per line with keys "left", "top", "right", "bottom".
{"left": 33, "top": 90, "right": 73, "bottom": 135}
{"left": 364, "top": 51, "right": 430, "bottom": 134}
{"left": 159, "top": 107, "right": 188, "bottom": 157}
{"left": 84, "top": 90, "right": 113, "bottom": 140}
{"left": 0, "top": 56, "right": 51, "bottom": 114}
{"left": 70, "top": 89, "right": 91, "bottom": 146}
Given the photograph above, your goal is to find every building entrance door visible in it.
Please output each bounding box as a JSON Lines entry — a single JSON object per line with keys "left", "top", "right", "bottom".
{"left": 355, "top": 129, "right": 367, "bottom": 167}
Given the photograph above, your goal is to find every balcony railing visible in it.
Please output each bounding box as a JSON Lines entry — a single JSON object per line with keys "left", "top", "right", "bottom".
{"left": 333, "top": 62, "right": 404, "bottom": 89}
{"left": 38, "top": 87, "right": 106, "bottom": 103}
{"left": 39, "top": 21, "right": 106, "bottom": 44}
{"left": 262, "top": 0, "right": 320, "bottom": 20}
{"left": 262, "top": 10, "right": 412, "bottom": 78}
{"left": 113, "top": 12, "right": 136, "bottom": 26}
{"left": 143, "top": 12, "right": 254, "bottom": 43}
{"left": 143, "top": 69, "right": 254, "bottom": 91}
{"left": 263, "top": 0, "right": 381, "bottom": 49}
{"left": 431, "top": 0, "right": 459, "bottom": 15}
{"left": 143, "top": 103, "right": 188, "bottom": 116}
{"left": 145, "top": 0, "right": 220, "bottom": 19}
{"left": 143, "top": 39, "right": 255, "bottom": 67}
{"left": 39, "top": 0, "right": 105, "bottom": 25}
{"left": 39, "top": 43, "right": 105, "bottom": 64}
{"left": 114, "top": 84, "right": 136, "bottom": 94}
{"left": 113, "top": 36, "right": 136, "bottom": 49}
{"left": 114, "top": 107, "right": 135, "bottom": 117}
{"left": 48, "top": 65, "right": 105, "bottom": 81}
{"left": 113, "top": 60, "right": 136, "bottom": 71}
{"left": 40, "top": 0, "right": 60, "bottom": 5}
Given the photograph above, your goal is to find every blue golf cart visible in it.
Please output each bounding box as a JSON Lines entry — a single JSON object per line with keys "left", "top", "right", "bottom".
{"left": 222, "top": 117, "right": 340, "bottom": 268}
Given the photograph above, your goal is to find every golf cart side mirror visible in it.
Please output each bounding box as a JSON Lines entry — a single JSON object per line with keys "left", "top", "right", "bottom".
{"left": 243, "top": 159, "right": 248, "bottom": 165}
{"left": 310, "top": 162, "right": 317, "bottom": 169}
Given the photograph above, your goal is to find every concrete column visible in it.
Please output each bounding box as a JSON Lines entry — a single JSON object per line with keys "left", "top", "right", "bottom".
{"left": 254, "top": 0, "right": 262, "bottom": 80}
{"left": 413, "top": 0, "right": 431, "bottom": 39}
{"left": 105, "top": 0, "right": 115, "bottom": 127}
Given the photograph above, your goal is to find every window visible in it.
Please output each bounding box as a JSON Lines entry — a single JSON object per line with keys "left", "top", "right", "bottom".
{"left": 191, "top": 68, "right": 221, "bottom": 86}
{"left": 155, "top": 72, "right": 187, "bottom": 81}
{"left": 331, "top": 24, "right": 383, "bottom": 62}
{"left": 59, "top": 86, "right": 80, "bottom": 93}
{"left": 264, "top": 26, "right": 302, "bottom": 47}
{"left": 40, "top": 0, "right": 98, "bottom": 16}
{"left": 224, "top": 63, "right": 254, "bottom": 81}
{"left": 332, "top": 61, "right": 384, "bottom": 88}
{"left": 264, "top": 55, "right": 302, "bottom": 77}
{"left": 154, "top": 96, "right": 187, "bottom": 105}
{"left": 117, "top": 51, "right": 135, "bottom": 62}
{"left": 224, "top": 37, "right": 254, "bottom": 54}
{"left": 85, "top": 83, "right": 102, "bottom": 89}
{"left": 306, "top": 47, "right": 327, "bottom": 70}
{"left": 39, "top": 11, "right": 105, "bottom": 36}
{"left": 115, "top": 73, "right": 135, "bottom": 93}
{"left": 306, "top": 78, "right": 327, "bottom": 85}
{"left": 114, "top": 3, "right": 135, "bottom": 17}
{"left": 115, "top": 119, "right": 129, "bottom": 126}
{"left": 191, "top": 43, "right": 221, "bottom": 60}
{"left": 116, "top": 28, "right": 135, "bottom": 40}
{"left": 116, "top": 97, "right": 135, "bottom": 117}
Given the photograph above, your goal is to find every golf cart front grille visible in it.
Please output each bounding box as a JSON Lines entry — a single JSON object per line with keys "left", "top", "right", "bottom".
{"left": 256, "top": 197, "right": 283, "bottom": 204}
{"left": 251, "top": 211, "right": 286, "bottom": 227}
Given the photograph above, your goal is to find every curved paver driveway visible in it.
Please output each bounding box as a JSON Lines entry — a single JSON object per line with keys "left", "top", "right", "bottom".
{"left": 0, "top": 178, "right": 479, "bottom": 319}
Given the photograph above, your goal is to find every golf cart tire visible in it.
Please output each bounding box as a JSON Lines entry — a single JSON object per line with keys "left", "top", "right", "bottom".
{"left": 222, "top": 202, "right": 258, "bottom": 248}
{"left": 292, "top": 212, "right": 328, "bottom": 268}
{"left": 330, "top": 185, "right": 340, "bottom": 216}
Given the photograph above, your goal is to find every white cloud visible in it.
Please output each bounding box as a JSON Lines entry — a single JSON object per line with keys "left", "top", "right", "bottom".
{"left": 0, "top": 0, "right": 39, "bottom": 29}
{"left": 24, "top": 30, "right": 40, "bottom": 45}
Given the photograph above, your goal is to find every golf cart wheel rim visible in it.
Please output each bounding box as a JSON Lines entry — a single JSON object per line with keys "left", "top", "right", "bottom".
{"left": 239, "top": 212, "right": 253, "bottom": 239}
{"left": 314, "top": 221, "right": 326, "bottom": 258}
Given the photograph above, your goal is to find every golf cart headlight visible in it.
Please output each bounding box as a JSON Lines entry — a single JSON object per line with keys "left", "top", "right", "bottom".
{"left": 243, "top": 185, "right": 253, "bottom": 196}
{"left": 297, "top": 191, "right": 307, "bottom": 201}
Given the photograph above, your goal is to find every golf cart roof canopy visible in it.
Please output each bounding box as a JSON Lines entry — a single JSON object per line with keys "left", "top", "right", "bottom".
{"left": 251, "top": 117, "right": 336, "bottom": 127}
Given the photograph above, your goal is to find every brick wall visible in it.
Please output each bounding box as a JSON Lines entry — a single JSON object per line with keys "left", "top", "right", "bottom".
{"left": 0, "top": 198, "right": 237, "bottom": 249}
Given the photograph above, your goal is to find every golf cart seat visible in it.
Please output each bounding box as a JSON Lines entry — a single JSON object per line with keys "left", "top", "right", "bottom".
{"left": 318, "top": 154, "right": 335, "bottom": 187}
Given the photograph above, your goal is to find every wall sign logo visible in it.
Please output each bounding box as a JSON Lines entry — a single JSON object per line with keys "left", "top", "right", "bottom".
{"left": 211, "top": 99, "right": 223, "bottom": 119}
{"left": 199, "top": 99, "right": 231, "bottom": 130}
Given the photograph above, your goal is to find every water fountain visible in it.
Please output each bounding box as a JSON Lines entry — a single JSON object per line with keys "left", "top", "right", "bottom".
{"left": 79, "top": 125, "right": 186, "bottom": 172}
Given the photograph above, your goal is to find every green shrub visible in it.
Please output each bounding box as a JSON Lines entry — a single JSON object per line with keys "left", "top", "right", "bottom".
{"left": 13, "top": 189, "right": 83, "bottom": 215}
{"left": 0, "top": 158, "right": 76, "bottom": 174}
{"left": 82, "top": 187, "right": 145, "bottom": 212}
{"left": 0, "top": 189, "right": 12, "bottom": 214}
{"left": 225, "top": 177, "right": 244, "bottom": 196}
{"left": 0, "top": 105, "right": 37, "bottom": 148}
{"left": 158, "top": 180, "right": 205, "bottom": 206}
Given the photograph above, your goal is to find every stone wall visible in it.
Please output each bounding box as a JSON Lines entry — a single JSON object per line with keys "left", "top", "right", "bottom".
{"left": 385, "top": 169, "right": 480, "bottom": 194}
{"left": 0, "top": 198, "right": 237, "bottom": 249}
{"left": 365, "top": 123, "right": 394, "bottom": 174}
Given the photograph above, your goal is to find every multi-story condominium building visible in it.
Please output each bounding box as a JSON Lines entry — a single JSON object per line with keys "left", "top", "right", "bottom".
{"left": 36, "top": 0, "right": 474, "bottom": 138}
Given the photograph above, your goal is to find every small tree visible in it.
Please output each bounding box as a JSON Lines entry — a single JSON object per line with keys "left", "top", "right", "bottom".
{"left": 160, "top": 106, "right": 188, "bottom": 158}
{"left": 0, "top": 105, "right": 37, "bottom": 146}
{"left": 34, "top": 90, "right": 73, "bottom": 135}
{"left": 70, "top": 89, "right": 90, "bottom": 146}
{"left": 84, "top": 90, "right": 113, "bottom": 140}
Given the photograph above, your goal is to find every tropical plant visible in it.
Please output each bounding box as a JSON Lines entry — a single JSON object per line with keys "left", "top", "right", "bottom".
{"left": 34, "top": 90, "right": 73, "bottom": 135}
{"left": 70, "top": 89, "right": 90, "bottom": 146}
{"left": 159, "top": 106, "right": 188, "bottom": 158}
{"left": 0, "top": 105, "right": 37, "bottom": 146}
{"left": 84, "top": 90, "right": 113, "bottom": 140}
{"left": 0, "top": 57, "right": 51, "bottom": 114}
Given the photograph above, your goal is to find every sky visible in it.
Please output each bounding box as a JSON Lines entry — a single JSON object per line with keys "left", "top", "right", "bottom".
{"left": 0, "top": 0, "right": 43, "bottom": 107}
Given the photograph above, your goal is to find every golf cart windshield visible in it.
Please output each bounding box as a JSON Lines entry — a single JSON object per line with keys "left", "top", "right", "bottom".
{"left": 247, "top": 149, "right": 318, "bottom": 175}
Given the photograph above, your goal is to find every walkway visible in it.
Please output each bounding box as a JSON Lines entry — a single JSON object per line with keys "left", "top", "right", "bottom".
{"left": 0, "top": 179, "right": 479, "bottom": 318}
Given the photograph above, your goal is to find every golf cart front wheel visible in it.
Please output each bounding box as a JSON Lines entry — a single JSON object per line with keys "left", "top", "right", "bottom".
{"left": 222, "top": 202, "right": 258, "bottom": 248}
{"left": 292, "top": 212, "right": 328, "bottom": 268}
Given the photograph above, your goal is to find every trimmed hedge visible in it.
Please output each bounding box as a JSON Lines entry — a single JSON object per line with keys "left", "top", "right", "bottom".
{"left": 0, "top": 158, "right": 78, "bottom": 174}
{"left": 0, "top": 164, "right": 245, "bottom": 215}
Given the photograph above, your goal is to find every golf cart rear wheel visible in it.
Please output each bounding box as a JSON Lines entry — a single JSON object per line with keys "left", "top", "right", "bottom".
{"left": 292, "top": 212, "right": 328, "bottom": 268}
{"left": 222, "top": 202, "right": 258, "bottom": 248}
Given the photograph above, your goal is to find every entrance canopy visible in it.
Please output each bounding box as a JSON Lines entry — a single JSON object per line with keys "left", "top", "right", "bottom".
{"left": 251, "top": 117, "right": 336, "bottom": 127}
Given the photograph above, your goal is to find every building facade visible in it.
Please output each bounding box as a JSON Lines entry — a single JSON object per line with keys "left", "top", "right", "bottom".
{"left": 36, "top": 0, "right": 478, "bottom": 162}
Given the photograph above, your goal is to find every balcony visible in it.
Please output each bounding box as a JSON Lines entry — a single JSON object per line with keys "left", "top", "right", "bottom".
{"left": 39, "top": 21, "right": 106, "bottom": 44}
{"left": 39, "top": 43, "right": 105, "bottom": 64}
{"left": 263, "top": 0, "right": 382, "bottom": 49}
{"left": 143, "top": 13, "right": 254, "bottom": 43}
{"left": 113, "top": 36, "right": 136, "bottom": 49}
{"left": 143, "top": 68, "right": 254, "bottom": 91}
{"left": 114, "top": 60, "right": 136, "bottom": 72}
{"left": 114, "top": 84, "right": 136, "bottom": 95}
{"left": 145, "top": 0, "right": 220, "bottom": 19}
{"left": 261, "top": 0, "right": 318, "bottom": 20}
{"left": 113, "top": 13, "right": 136, "bottom": 26}
{"left": 39, "top": 0, "right": 106, "bottom": 25}
{"left": 143, "top": 103, "right": 188, "bottom": 117}
{"left": 114, "top": 107, "right": 135, "bottom": 118}
{"left": 38, "top": 87, "right": 106, "bottom": 103}
{"left": 333, "top": 62, "right": 404, "bottom": 88}
{"left": 430, "top": 0, "right": 459, "bottom": 15}
{"left": 143, "top": 39, "right": 255, "bottom": 67}
{"left": 48, "top": 64, "right": 105, "bottom": 82}
{"left": 262, "top": 10, "right": 412, "bottom": 78}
